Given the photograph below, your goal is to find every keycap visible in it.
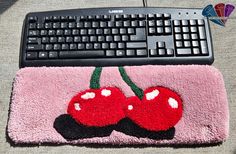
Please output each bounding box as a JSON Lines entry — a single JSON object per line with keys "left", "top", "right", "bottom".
{"left": 157, "top": 42, "right": 165, "bottom": 48}
{"left": 136, "top": 49, "right": 148, "bottom": 56}
{"left": 193, "top": 48, "right": 200, "bottom": 55}
{"left": 184, "top": 41, "right": 191, "bottom": 47}
{"left": 191, "top": 33, "right": 198, "bottom": 40}
{"left": 158, "top": 49, "right": 166, "bottom": 55}
{"left": 39, "top": 52, "right": 48, "bottom": 59}
{"left": 130, "top": 28, "right": 146, "bottom": 41}
{"left": 176, "top": 48, "right": 192, "bottom": 55}
{"left": 26, "top": 52, "right": 37, "bottom": 59}
{"left": 116, "top": 50, "right": 125, "bottom": 56}
{"left": 173, "top": 20, "right": 180, "bottom": 26}
{"left": 59, "top": 50, "right": 105, "bottom": 58}
{"left": 27, "top": 37, "right": 38, "bottom": 44}
{"left": 166, "top": 48, "right": 174, "bottom": 56}
{"left": 27, "top": 44, "right": 44, "bottom": 51}
{"left": 192, "top": 41, "right": 199, "bottom": 47}
{"left": 106, "top": 50, "right": 115, "bottom": 57}
{"left": 200, "top": 40, "right": 208, "bottom": 54}
{"left": 198, "top": 26, "right": 206, "bottom": 39}
{"left": 190, "top": 20, "right": 197, "bottom": 25}
{"left": 126, "top": 50, "right": 135, "bottom": 56}
{"left": 28, "top": 16, "right": 37, "bottom": 22}
{"left": 28, "top": 30, "right": 39, "bottom": 36}
{"left": 197, "top": 19, "right": 204, "bottom": 25}
{"left": 126, "top": 42, "right": 147, "bottom": 48}
{"left": 45, "top": 44, "right": 53, "bottom": 50}
{"left": 149, "top": 49, "right": 157, "bottom": 56}
{"left": 49, "top": 52, "right": 58, "bottom": 58}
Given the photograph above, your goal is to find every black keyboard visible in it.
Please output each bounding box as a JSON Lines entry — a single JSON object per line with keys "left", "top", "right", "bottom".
{"left": 20, "top": 7, "right": 214, "bottom": 67}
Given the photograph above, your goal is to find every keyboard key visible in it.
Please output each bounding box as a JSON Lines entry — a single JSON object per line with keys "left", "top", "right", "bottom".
{"left": 156, "top": 20, "right": 163, "bottom": 26}
{"left": 149, "top": 49, "right": 157, "bottom": 56}
{"left": 136, "top": 49, "right": 148, "bottom": 56}
{"left": 173, "top": 20, "right": 180, "bottom": 26}
{"left": 182, "top": 27, "right": 189, "bottom": 33}
{"left": 175, "top": 34, "right": 182, "bottom": 40}
{"left": 189, "top": 20, "right": 197, "bottom": 25}
{"left": 98, "top": 36, "right": 105, "bottom": 42}
{"left": 28, "top": 16, "right": 37, "bottom": 22}
{"left": 182, "top": 20, "right": 188, "bottom": 26}
{"left": 106, "top": 50, "right": 115, "bottom": 57}
{"left": 110, "top": 43, "right": 117, "bottom": 49}
{"left": 116, "top": 50, "right": 125, "bottom": 56}
{"left": 28, "top": 30, "right": 39, "bottom": 36}
{"left": 183, "top": 34, "right": 190, "bottom": 40}
{"left": 193, "top": 48, "right": 200, "bottom": 55}
{"left": 59, "top": 50, "right": 105, "bottom": 58}
{"left": 176, "top": 48, "right": 192, "bottom": 55}
{"left": 78, "top": 43, "right": 85, "bottom": 50}
{"left": 58, "top": 37, "right": 65, "bottom": 43}
{"left": 155, "top": 13, "right": 162, "bottom": 19}
{"left": 190, "top": 27, "right": 197, "bottom": 32}
{"left": 42, "top": 37, "right": 49, "bottom": 43}
{"left": 165, "top": 27, "right": 172, "bottom": 34}
{"left": 29, "top": 23, "right": 36, "bottom": 29}
{"left": 102, "top": 43, "right": 109, "bottom": 49}
{"left": 164, "top": 13, "right": 171, "bottom": 19}
{"left": 126, "top": 42, "right": 147, "bottom": 48}
{"left": 66, "top": 37, "right": 73, "bottom": 43}
{"left": 39, "top": 52, "right": 48, "bottom": 59}
{"left": 26, "top": 52, "right": 37, "bottom": 60}
{"left": 53, "top": 22, "right": 60, "bottom": 29}
{"left": 62, "top": 44, "right": 69, "bottom": 50}
{"left": 70, "top": 44, "right": 77, "bottom": 50}
{"left": 184, "top": 41, "right": 191, "bottom": 47}
{"left": 49, "top": 52, "right": 58, "bottom": 58}
{"left": 157, "top": 27, "right": 163, "bottom": 34}
{"left": 192, "top": 41, "right": 199, "bottom": 47}
{"left": 86, "top": 43, "right": 93, "bottom": 49}
{"left": 176, "top": 41, "right": 182, "bottom": 47}
{"left": 198, "top": 26, "right": 206, "bottom": 39}
{"left": 126, "top": 49, "right": 135, "bottom": 56}
{"left": 157, "top": 42, "right": 165, "bottom": 48}
{"left": 158, "top": 49, "right": 166, "bottom": 56}
{"left": 166, "top": 48, "right": 174, "bottom": 56}
{"left": 118, "top": 42, "right": 125, "bottom": 49}
{"left": 27, "top": 44, "right": 44, "bottom": 51}
{"left": 27, "top": 37, "right": 38, "bottom": 44}
{"left": 164, "top": 20, "right": 171, "bottom": 26}
{"left": 50, "top": 37, "right": 57, "bottom": 43}
{"left": 45, "top": 44, "right": 53, "bottom": 50}
{"left": 88, "top": 29, "right": 95, "bottom": 35}
{"left": 94, "top": 43, "right": 101, "bottom": 49}
{"left": 149, "top": 27, "right": 156, "bottom": 35}
{"left": 200, "top": 40, "right": 208, "bottom": 54}
{"left": 174, "top": 27, "right": 181, "bottom": 33}
{"left": 191, "top": 33, "right": 198, "bottom": 40}
{"left": 197, "top": 19, "right": 204, "bottom": 25}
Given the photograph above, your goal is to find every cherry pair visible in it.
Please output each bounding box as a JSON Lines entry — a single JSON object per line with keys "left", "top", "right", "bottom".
{"left": 67, "top": 86, "right": 183, "bottom": 132}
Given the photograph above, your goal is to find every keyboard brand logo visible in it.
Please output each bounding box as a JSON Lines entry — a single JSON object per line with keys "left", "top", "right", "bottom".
{"left": 108, "top": 10, "right": 123, "bottom": 13}
{"left": 202, "top": 3, "right": 235, "bottom": 26}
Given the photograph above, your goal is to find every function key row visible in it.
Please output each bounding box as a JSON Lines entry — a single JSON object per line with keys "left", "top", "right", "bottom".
{"left": 147, "top": 13, "right": 171, "bottom": 19}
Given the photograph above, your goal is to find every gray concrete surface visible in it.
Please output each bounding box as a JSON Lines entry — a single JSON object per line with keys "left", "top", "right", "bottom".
{"left": 0, "top": 0, "right": 236, "bottom": 153}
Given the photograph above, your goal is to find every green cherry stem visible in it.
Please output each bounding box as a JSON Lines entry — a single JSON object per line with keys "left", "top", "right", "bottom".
{"left": 90, "top": 67, "right": 102, "bottom": 89}
{"left": 118, "top": 66, "right": 144, "bottom": 100}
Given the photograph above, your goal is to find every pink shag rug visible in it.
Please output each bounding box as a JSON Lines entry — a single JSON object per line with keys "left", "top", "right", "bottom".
{"left": 7, "top": 65, "right": 229, "bottom": 146}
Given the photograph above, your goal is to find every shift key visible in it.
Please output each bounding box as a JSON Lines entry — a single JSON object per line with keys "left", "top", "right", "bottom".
{"left": 126, "top": 42, "right": 147, "bottom": 48}
{"left": 27, "top": 44, "right": 44, "bottom": 51}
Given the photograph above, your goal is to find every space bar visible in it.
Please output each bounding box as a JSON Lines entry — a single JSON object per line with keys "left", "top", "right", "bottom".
{"left": 59, "top": 50, "right": 105, "bottom": 58}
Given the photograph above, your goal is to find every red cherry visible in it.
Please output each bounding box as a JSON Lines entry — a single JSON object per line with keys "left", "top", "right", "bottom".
{"left": 67, "top": 87, "right": 126, "bottom": 127}
{"left": 125, "top": 86, "right": 183, "bottom": 131}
